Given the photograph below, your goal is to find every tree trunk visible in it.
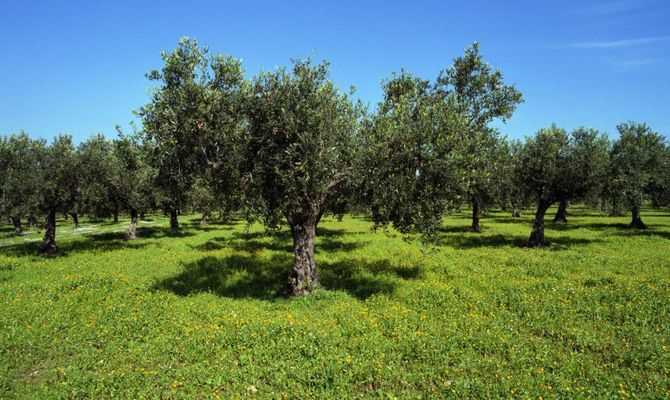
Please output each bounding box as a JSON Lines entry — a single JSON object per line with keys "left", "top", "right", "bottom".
{"left": 528, "top": 200, "right": 552, "bottom": 247}
{"left": 40, "top": 209, "right": 58, "bottom": 254}
{"left": 553, "top": 200, "right": 568, "bottom": 224}
{"left": 169, "top": 208, "right": 179, "bottom": 230}
{"left": 70, "top": 212, "right": 79, "bottom": 229}
{"left": 113, "top": 204, "right": 120, "bottom": 224}
{"left": 511, "top": 200, "right": 521, "bottom": 218}
{"left": 199, "top": 212, "right": 210, "bottom": 226}
{"left": 139, "top": 212, "right": 146, "bottom": 221}
{"left": 284, "top": 212, "right": 319, "bottom": 296}
{"left": 470, "top": 199, "right": 482, "bottom": 233}
{"left": 126, "top": 209, "right": 138, "bottom": 240}
{"left": 11, "top": 216, "right": 23, "bottom": 236}
{"left": 630, "top": 205, "right": 646, "bottom": 229}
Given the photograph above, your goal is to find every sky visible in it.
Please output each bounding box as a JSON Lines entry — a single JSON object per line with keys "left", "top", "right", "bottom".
{"left": 1, "top": 0, "right": 669, "bottom": 143}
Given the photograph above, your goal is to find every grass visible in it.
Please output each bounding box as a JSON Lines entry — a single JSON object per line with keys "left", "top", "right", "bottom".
{"left": 0, "top": 206, "right": 669, "bottom": 399}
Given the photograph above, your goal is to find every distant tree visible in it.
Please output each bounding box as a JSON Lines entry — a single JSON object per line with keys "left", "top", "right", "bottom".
{"left": 359, "top": 70, "right": 465, "bottom": 236}
{"left": 244, "top": 58, "right": 363, "bottom": 296}
{"left": 608, "top": 122, "right": 666, "bottom": 228}
{"left": 78, "top": 134, "right": 118, "bottom": 224}
{"left": 517, "top": 126, "right": 570, "bottom": 246}
{"left": 551, "top": 127, "right": 609, "bottom": 224}
{"left": 188, "top": 175, "right": 217, "bottom": 226}
{"left": 495, "top": 139, "right": 531, "bottom": 217}
{"left": 38, "top": 135, "right": 80, "bottom": 253}
{"left": 0, "top": 133, "right": 45, "bottom": 235}
{"left": 139, "top": 37, "right": 247, "bottom": 230}
{"left": 111, "top": 133, "right": 155, "bottom": 239}
{"left": 434, "top": 42, "right": 523, "bottom": 232}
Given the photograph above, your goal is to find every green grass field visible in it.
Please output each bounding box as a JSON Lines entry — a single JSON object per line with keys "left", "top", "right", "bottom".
{"left": 1, "top": 207, "right": 669, "bottom": 399}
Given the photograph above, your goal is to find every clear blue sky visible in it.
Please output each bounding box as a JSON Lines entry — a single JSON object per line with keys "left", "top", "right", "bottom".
{"left": 1, "top": 0, "right": 669, "bottom": 143}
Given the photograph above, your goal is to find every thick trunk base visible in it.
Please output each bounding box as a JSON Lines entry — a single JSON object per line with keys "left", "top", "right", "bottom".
{"left": 469, "top": 200, "right": 482, "bottom": 233}
{"left": 630, "top": 206, "right": 646, "bottom": 229}
{"left": 553, "top": 200, "right": 568, "bottom": 224}
{"left": 70, "top": 213, "right": 79, "bottom": 229}
{"left": 169, "top": 209, "right": 179, "bottom": 230}
{"left": 40, "top": 209, "right": 58, "bottom": 254}
{"left": 282, "top": 216, "right": 319, "bottom": 296}
{"left": 528, "top": 200, "right": 552, "bottom": 247}
{"left": 126, "top": 210, "right": 139, "bottom": 240}
{"left": 11, "top": 216, "right": 23, "bottom": 236}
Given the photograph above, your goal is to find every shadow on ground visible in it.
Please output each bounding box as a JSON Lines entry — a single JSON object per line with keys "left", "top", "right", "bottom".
{"left": 153, "top": 254, "right": 421, "bottom": 300}
{"left": 0, "top": 226, "right": 191, "bottom": 257}
{"left": 435, "top": 232, "right": 604, "bottom": 250}
{"left": 191, "top": 227, "right": 367, "bottom": 254}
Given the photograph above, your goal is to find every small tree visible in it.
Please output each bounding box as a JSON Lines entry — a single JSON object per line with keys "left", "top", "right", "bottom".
{"left": 111, "top": 133, "right": 155, "bottom": 239}
{"left": 0, "top": 133, "right": 45, "bottom": 235}
{"left": 360, "top": 70, "right": 465, "bottom": 237}
{"left": 139, "top": 37, "right": 247, "bottom": 230}
{"left": 434, "top": 42, "right": 523, "bottom": 232}
{"left": 552, "top": 127, "right": 609, "bottom": 224}
{"left": 517, "top": 126, "right": 570, "bottom": 246}
{"left": 78, "top": 134, "right": 119, "bottom": 223}
{"left": 244, "top": 58, "right": 363, "bottom": 296}
{"left": 38, "top": 135, "right": 79, "bottom": 253}
{"left": 608, "top": 122, "right": 666, "bottom": 228}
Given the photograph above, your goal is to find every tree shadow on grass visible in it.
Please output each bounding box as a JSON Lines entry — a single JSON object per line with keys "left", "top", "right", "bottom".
{"left": 0, "top": 232, "right": 150, "bottom": 258}
{"left": 435, "top": 233, "right": 603, "bottom": 250}
{"left": 609, "top": 229, "right": 670, "bottom": 240}
{"left": 191, "top": 228, "right": 367, "bottom": 254}
{"left": 153, "top": 255, "right": 420, "bottom": 300}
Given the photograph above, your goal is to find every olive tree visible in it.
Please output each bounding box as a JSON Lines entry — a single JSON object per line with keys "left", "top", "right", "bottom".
{"left": 38, "top": 135, "right": 79, "bottom": 253}
{"left": 0, "top": 133, "right": 45, "bottom": 235}
{"left": 608, "top": 122, "right": 666, "bottom": 228}
{"left": 78, "top": 134, "right": 119, "bottom": 224}
{"left": 139, "top": 37, "right": 247, "bottom": 230}
{"left": 551, "top": 127, "right": 609, "bottom": 224}
{"left": 359, "top": 70, "right": 465, "bottom": 237}
{"left": 434, "top": 42, "right": 523, "bottom": 232}
{"left": 111, "top": 134, "right": 155, "bottom": 239}
{"left": 244, "top": 58, "right": 363, "bottom": 296}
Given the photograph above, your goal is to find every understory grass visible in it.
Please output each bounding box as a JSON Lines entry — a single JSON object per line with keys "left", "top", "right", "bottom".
{"left": 1, "top": 206, "right": 669, "bottom": 399}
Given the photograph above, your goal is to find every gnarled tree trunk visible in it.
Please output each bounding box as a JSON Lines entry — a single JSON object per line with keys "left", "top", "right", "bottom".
{"left": 553, "top": 200, "right": 568, "bottom": 224}
{"left": 169, "top": 208, "right": 179, "bottom": 230}
{"left": 126, "top": 209, "right": 138, "bottom": 240}
{"left": 511, "top": 200, "right": 521, "bottom": 218}
{"left": 70, "top": 212, "right": 79, "bottom": 229}
{"left": 284, "top": 209, "right": 319, "bottom": 296}
{"left": 630, "top": 205, "right": 646, "bottom": 229}
{"left": 470, "top": 198, "right": 482, "bottom": 233}
{"left": 41, "top": 209, "right": 58, "bottom": 254}
{"left": 11, "top": 216, "right": 23, "bottom": 236}
{"left": 528, "top": 199, "right": 552, "bottom": 247}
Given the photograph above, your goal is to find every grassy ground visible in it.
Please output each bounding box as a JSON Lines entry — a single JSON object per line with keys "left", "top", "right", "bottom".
{"left": 0, "top": 206, "right": 669, "bottom": 399}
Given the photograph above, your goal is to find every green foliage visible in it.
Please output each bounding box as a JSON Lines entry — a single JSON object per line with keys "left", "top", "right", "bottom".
{"left": 138, "top": 37, "right": 247, "bottom": 216}
{"left": 244, "top": 58, "right": 363, "bottom": 228}
{"left": 360, "top": 71, "right": 465, "bottom": 236}
{"left": 40, "top": 134, "right": 79, "bottom": 214}
{"left": 1, "top": 208, "right": 669, "bottom": 398}
{"left": 0, "top": 132, "right": 45, "bottom": 224}
{"left": 607, "top": 122, "right": 667, "bottom": 213}
{"left": 517, "top": 125, "right": 571, "bottom": 203}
